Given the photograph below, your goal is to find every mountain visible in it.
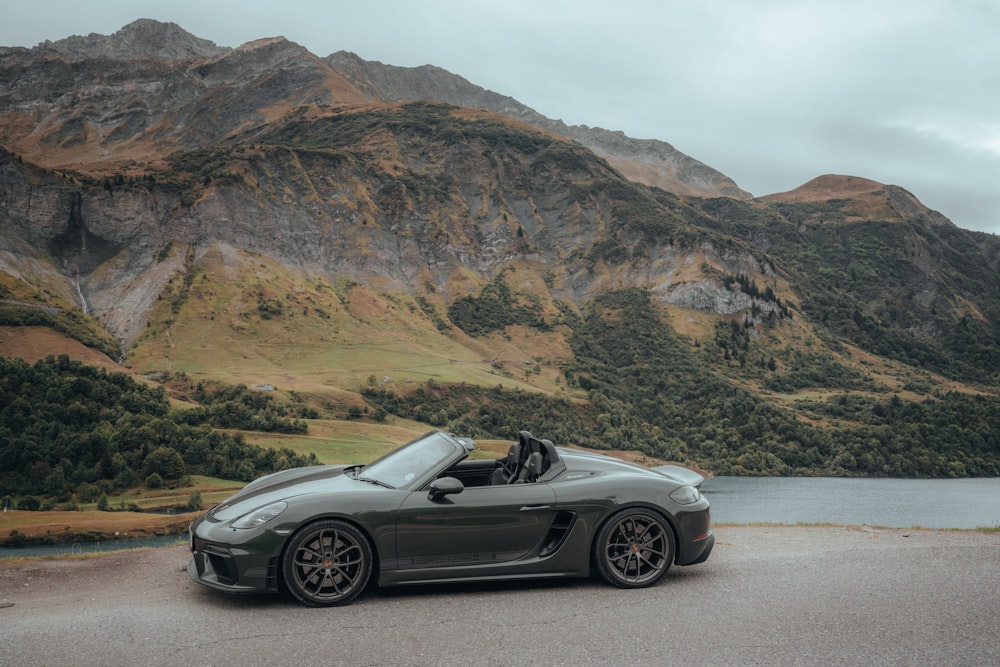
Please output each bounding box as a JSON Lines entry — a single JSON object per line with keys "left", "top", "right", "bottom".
{"left": 1, "top": 21, "right": 998, "bottom": 480}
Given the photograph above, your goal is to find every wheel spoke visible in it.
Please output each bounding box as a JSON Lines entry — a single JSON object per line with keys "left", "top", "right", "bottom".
{"left": 323, "top": 570, "right": 347, "bottom": 595}
{"left": 330, "top": 566, "right": 357, "bottom": 589}
{"left": 640, "top": 546, "right": 666, "bottom": 561}
{"left": 635, "top": 552, "right": 657, "bottom": 573}
{"left": 621, "top": 553, "right": 639, "bottom": 581}
{"left": 336, "top": 554, "right": 363, "bottom": 567}
{"left": 304, "top": 571, "right": 327, "bottom": 595}
{"left": 333, "top": 542, "right": 360, "bottom": 559}
{"left": 299, "top": 542, "right": 325, "bottom": 561}
{"left": 293, "top": 558, "right": 324, "bottom": 576}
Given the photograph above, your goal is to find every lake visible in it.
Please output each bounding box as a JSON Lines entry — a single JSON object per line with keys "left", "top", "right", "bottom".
{"left": 702, "top": 476, "right": 1000, "bottom": 529}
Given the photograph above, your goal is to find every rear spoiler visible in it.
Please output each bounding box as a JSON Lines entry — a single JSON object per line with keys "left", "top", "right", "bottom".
{"left": 652, "top": 465, "right": 705, "bottom": 489}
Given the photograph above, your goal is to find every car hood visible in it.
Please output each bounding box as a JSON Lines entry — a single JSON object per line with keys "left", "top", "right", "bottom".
{"left": 208, "top": 464, "right": 350, "bottom": 523}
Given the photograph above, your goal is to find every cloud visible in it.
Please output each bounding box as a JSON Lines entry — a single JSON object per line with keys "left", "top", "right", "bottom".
{"left": 888, "top": 120, "right": 1000, "bottom": 160}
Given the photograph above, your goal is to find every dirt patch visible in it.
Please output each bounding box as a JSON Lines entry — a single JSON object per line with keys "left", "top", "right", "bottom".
{"left": 0, "top": 509, "right": 199, "bottom": 545}
{"left": 0, "top": 326, "right": 122, "bottom": 369}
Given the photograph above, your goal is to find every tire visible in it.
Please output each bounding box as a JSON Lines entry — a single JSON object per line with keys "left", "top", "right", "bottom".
{"left": 282, "top": 519, "right": 373, "bottom": 607}
{"left": 593, "top": 508, "right": 674, "bottom": 588}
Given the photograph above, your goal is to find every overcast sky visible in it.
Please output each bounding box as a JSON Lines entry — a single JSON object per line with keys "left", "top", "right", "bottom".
{"left": 3, "top": 0, "right": 998, "bottom": 234}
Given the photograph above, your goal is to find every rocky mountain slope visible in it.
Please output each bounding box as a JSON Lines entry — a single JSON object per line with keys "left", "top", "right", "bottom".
{"left": 1, "top": 20, "right": 998, "bottom": 477}
{"left": 326, "top": 51, "right": 750, "bottom": 199}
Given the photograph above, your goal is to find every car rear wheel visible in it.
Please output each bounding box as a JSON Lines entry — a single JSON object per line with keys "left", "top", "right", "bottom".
{"left": 594, "top": 508, "right": 674, "bottom": 588}
{"left": 282, "top": 519, "right": 373, "bottom": 606}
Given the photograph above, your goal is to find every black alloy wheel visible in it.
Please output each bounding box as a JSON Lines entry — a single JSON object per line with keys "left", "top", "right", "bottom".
{"left": 594, "top": 508, "right": 674, "bottom": 588}
{"left": 282, "top": 519, "right": 373, "bottom": 606}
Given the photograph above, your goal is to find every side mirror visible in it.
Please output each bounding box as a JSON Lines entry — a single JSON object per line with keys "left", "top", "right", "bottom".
{"left": 428, "top": 476, "right": 464, "bottom": 500}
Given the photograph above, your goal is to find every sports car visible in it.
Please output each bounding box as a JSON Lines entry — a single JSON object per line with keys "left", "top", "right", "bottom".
{"left": 188, "top": 430, "right": 714, "bottom": 606}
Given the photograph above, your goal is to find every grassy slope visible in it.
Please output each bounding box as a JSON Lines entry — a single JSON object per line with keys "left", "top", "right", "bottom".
{"left": 0, "top": 326, "right": 121, "bottom": 370}
{"left": 125, "top": 247, "right": 568, "bottom": 396}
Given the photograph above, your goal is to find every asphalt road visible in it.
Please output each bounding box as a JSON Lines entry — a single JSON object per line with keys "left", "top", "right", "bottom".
{"left": 1, "top": 526, "right": 998, "bottom": 666}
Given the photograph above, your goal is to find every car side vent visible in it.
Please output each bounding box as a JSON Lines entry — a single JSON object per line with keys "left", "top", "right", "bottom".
{"left": 539, "top": 511, "right": 577, "bottom": 557}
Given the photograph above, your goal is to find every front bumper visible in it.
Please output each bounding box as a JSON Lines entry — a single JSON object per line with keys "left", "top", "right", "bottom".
{"left": 187, "top": 521, "right": 282, "bottom": 594}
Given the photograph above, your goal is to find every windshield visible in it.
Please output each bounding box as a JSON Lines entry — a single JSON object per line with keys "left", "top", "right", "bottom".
{"left": 359, "top": 432, "right": 465, "bottom": 489}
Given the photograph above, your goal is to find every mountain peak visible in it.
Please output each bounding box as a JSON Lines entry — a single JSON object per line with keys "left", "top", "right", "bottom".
{"left": 758, "top": 174, "right": 952, "bottom": 226}
{"left": 760, "top": 175, "right": 886, "bottom": 203}
{"left": 36, "top": 18, "right": 228, "bottom": 61}
{"left": 235, "top": 36, "right": 293, "bottom": 52}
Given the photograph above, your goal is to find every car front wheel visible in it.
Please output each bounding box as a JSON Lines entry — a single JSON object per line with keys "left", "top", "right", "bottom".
{"left": 282, "top": 519, "right": 373, "bottom": 606}
{"left": 594, "top": 508, "right": 674, "bottom": 588}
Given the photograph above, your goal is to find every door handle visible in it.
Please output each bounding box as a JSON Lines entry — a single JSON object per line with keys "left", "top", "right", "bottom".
{"left": 520, "top": 505, "right": 551, "bottom": 511}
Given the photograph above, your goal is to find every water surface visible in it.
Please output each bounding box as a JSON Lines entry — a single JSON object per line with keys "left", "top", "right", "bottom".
{"left": 702, "top": 476, "right": 1000, "bottom": 529}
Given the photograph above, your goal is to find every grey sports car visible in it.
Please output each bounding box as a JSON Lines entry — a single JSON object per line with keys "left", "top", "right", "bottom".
{"left": 188, "top": 430, "right": 714, "bottom": 606}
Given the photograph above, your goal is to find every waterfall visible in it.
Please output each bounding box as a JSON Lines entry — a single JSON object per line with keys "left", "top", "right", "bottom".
{"left": 74, "top": 279, "right": 89, "bottom": 315}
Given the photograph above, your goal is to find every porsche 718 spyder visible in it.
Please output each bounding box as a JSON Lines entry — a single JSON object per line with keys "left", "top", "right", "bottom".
{"left": 188, "top": 430, "right": 714, "bottom": 606}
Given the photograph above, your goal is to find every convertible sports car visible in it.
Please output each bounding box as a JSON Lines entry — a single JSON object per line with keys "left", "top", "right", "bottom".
{"left": 188, "top": 430, "right": 714, "bottom": 606}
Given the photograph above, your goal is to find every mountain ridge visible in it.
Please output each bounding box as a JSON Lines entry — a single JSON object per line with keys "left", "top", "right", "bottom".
{"left": 325, "top": 50, "right": 751, "bottom": 199}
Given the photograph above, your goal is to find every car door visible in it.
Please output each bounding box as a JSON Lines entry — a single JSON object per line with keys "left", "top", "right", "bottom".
{"left": 393, "top": 483, "right": 558, "bottom": 571}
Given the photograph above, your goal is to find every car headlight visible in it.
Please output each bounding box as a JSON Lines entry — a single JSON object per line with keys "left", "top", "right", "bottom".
{"left": 669, "top": 485, "right": 701, "bottom": 505}
{"left": 231, "top": 501, "right": 288, "bottom": 529}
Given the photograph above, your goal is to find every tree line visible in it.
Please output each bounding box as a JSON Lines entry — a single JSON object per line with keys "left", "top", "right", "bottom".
{"left": 0, "top": 355, "right": 318, "bottom": 508}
